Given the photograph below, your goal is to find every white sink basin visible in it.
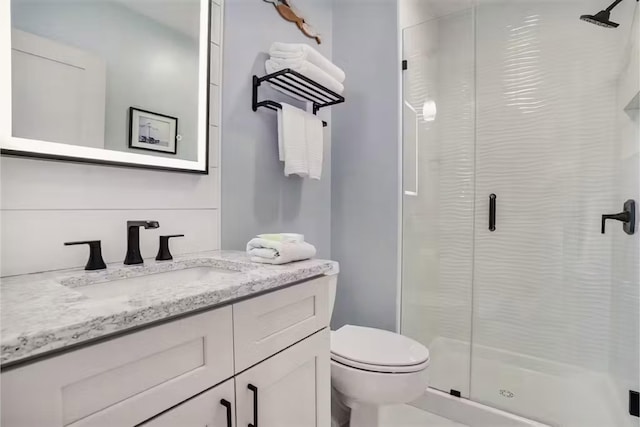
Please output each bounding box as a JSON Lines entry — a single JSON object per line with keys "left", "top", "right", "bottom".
{"left": 67, "top": 266, "right": 235, "bottom": 300}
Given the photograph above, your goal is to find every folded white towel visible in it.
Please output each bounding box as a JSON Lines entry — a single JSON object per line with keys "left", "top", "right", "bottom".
{"left": 266, "top": 58, "right": 344, "bottom": 96}
{"left": 279, "top": 103, "right": 308, "bottom": 177}
{"left": 305, "top": 113, "right": 323, "bottom": 180}
{"left": 269, "top": 42, "right": 346, "bottom": 83}
{"left": 247, "top": 238, "right": 317, "bottom": 265}
{"left": 257, "top": 233, "right": 305, "bottom": 243}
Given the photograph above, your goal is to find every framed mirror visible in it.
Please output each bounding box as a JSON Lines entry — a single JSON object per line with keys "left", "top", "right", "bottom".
{"left": 0, "top": 0, "right": 213, "bottom": 173}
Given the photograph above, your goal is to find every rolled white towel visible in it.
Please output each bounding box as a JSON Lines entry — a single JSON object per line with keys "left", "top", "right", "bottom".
{"left": 266, "top": 58, "right": 344, "bottom": 96}
{"left": 246, "top": 238, "right": 317, "bottom": 265}
{"left": 269, "top": 42, "right": 346, "bottom": 83}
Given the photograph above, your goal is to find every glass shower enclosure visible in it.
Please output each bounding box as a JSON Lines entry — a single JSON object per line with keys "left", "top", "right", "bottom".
{"left": 401, "top": 1, "right": 639, "bottom": 426}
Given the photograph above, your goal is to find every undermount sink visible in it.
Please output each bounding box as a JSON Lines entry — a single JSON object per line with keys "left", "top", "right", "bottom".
{"left": 64, "top": 266, "right": 236, "bottom": 300}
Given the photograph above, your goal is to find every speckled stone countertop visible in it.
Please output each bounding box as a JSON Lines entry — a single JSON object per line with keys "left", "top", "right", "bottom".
{"left": 0, "top": 251, "right": 338, "bottom": 367}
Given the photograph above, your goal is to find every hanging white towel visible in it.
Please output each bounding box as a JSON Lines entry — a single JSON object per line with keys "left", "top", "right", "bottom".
{"left": 265, "top": 59, "right": 344, "bottom": 96}
{"left": 269, "top": 42, "right": 346, "bottom": 83}
{"left": 306, "top": 113, "right": 323, "bottom": 180}
{"left": 279, "top": 103, "right": 308, "bottom": 177}
{"left": 277, "top": 108, "right": 284, "bottom": 161}
{"left": 246, "top": 238, "right": 317, "bottom": 265}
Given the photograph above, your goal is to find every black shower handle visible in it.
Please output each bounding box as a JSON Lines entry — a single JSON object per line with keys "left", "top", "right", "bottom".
{"left": 601, "top": 200, "right": 635, "bottom": 235}
{"left": 489, "top": 194, "right": 497, "bottom": 232}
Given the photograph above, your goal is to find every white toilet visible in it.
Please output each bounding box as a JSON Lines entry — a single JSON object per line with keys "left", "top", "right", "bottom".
{"left": 326, "top": 273, "right": 430, "bottom": 427}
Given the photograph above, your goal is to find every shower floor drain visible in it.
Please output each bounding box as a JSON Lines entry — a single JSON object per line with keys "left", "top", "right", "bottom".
{"left": 499, "top": 389, "right": 515, "bottom": 398}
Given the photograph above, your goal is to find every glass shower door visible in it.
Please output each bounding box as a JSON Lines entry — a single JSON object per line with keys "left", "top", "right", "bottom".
{"left": 471, "top": 1, "right": 640, "bottom": 426}
{"left": 401, "top": 9, "right": 475, "bottom": 397}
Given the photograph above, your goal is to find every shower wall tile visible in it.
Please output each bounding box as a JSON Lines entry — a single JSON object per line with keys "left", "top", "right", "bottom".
{"left": 472, "top": 0, "right": 624, "bottom": 374}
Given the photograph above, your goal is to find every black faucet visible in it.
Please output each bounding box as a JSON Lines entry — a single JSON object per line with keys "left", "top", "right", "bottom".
{"left": 124, "top": 220, "right": 160, "bottom": 265}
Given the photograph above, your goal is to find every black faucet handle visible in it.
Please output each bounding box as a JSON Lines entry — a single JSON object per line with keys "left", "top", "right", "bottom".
{"left": 601, "top": 199, "right": 636, "bottom": 235}
{"left": 156, "top": 235, "right": 184, "bottom": 261}
{"left": 64, "top": 240, "right": 107, "bottom": 271}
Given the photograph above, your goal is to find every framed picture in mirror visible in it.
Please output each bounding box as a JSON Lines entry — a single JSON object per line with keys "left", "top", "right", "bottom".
{"left": 129, "top": 108, "right": 178, "bottom": 155}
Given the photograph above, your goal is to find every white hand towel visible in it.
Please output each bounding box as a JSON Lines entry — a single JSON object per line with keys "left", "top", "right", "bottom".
{"left": 246, "top": 238, "right": 317, "bottom": 265}
{"left": 269, "top": 42, "right": 346, "bottom": 83}
{"left": 277, "top": 108, "right": 284, "bottom": 161}
{"left": 279, "top": 103, "right": 308, "bottom": 177}
{"left": 305, "top": 113, "right": 323, "bottom": 180}
{"left": 265, "top": 59, "right": 344, "bottom": 96}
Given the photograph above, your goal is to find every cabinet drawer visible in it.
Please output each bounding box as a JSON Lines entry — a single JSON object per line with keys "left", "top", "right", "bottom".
{"left": 233, "top": 276, "right": 329, "bottom": 372}
{"left": 140, "top": 379, "right": 235, "bottom": 427}
{"left": 1, "top": 307, "right": 233, "bottom": 427}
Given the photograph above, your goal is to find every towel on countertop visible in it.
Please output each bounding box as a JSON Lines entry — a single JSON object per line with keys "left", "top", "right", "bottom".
{"left": 247, "top": 238, "right": 317, "bottom": 265}
{"left": 269, "top": 42, "right": 346, "bottom": 83}
{"left": 265, "top": 58, "right": 344, "bottom": 96}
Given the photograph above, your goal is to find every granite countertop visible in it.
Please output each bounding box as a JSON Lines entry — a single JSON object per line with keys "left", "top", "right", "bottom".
{"left": 0, "top": 251, "right": 338, "bottom": 367}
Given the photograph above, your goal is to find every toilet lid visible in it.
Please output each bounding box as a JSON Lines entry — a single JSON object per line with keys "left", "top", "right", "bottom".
{"left": 330, "top": 325, "right": 430, "bottom": 372}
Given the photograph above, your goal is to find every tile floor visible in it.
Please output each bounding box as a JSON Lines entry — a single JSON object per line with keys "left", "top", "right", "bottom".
{"left": 379, "top": 404, "right": 469, "bottom": 427}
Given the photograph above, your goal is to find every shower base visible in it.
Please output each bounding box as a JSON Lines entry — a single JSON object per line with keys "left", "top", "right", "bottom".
{"left": 411, "top": 337, "right": 630, "bottom": 427}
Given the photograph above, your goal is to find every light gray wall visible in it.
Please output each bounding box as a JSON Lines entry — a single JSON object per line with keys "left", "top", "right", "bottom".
{"left": 12, "top": 0, "right": 199, "bottom": 161}
{"left": 331, "top": 0, "right": 399, "bottom": 331}
{"left": 221, "top": 0, "right": 333, "bottom": 258}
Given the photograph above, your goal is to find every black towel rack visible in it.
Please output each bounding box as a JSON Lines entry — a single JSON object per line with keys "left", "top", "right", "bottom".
{"left": 252, "top": 68, "right": 345, "bottom": 127}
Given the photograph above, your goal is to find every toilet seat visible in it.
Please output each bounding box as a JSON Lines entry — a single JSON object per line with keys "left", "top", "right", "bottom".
{"left": 330, "top": 325, "right": 430, "bottom": 374}
{"left": 331, "top": 353, "right": 429, "bottom": 373}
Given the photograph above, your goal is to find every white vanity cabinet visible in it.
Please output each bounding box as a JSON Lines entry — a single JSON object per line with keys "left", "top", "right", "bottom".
{"left": 1, "top": 276, "right": 331, "bottom": 427}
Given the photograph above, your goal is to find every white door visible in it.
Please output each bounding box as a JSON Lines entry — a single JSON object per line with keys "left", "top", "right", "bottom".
{"left": 11, "top": 29, "right": 106, "bottom": 148}
{"left": 141, "top": 379, "right": 235, "bottom": 427}
{"left": 235, "top": 329, "right": 330, "bottom": 427}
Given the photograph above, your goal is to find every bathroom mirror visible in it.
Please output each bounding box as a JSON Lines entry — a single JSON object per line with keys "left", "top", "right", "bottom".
{"left": 0, "top": 0, "right": 214, "bottom": 173}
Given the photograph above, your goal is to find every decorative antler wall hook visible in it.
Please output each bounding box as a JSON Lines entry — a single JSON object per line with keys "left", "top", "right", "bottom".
{"left": 263, "top": 0, "right": 322, "bottom": 44}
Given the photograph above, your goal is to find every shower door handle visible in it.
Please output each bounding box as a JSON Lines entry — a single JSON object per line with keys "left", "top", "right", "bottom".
{"left": 601, "top": 199, "right": 635, "bottom": 235}
{"left": 489, "top": 194, "right": 497, "bottom": 232}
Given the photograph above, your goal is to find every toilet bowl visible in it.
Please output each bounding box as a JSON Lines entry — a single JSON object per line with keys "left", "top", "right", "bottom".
{"left": 326, "top": 273, "right": 430, "bottom": 427}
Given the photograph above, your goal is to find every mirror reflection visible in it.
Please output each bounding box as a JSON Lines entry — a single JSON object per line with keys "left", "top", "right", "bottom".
{"left": 11, "top": 0, "right": 202, "bottom": 161}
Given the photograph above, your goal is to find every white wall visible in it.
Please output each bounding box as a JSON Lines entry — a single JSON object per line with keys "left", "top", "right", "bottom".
{"left": 11, "top": 0, "right": 200, "bottom": 161}
{"left": 398, "top": 0, "right": 472, "bottom": 29}
{"left": 0, "top": 0, "right": 223, "bottom": 277}
{"left": 220, "top": 0, "right": 333, "bottom": 258}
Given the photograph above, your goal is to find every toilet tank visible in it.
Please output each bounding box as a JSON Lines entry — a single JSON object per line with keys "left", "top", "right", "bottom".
{"left": 327, "top": 273, "right": 338, "bottom": 322}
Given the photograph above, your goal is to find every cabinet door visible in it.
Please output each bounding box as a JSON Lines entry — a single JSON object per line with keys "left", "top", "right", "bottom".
{"left": 235, "top": 329, "right": 330, "bottom": 427}
{"left": 141, "top": 379, "right": 235, "bottom": 427}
